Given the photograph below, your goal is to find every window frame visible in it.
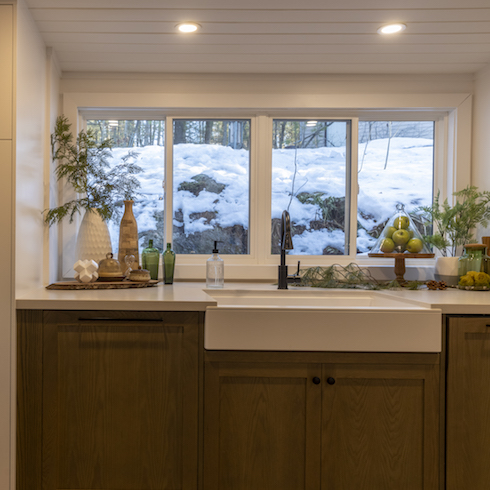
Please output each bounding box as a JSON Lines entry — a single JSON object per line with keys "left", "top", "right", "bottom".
{"left": 56, "top": 96, "right": 471, "bottom": 281}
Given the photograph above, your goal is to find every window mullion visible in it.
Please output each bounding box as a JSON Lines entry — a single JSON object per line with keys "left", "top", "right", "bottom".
{"left": 349, "top": 117, "right": 359, "bottom": 258}
{"left": 256, "top": 115, "right": 273, "bottom": 264}
{"left": 164, "top": 116, "right": 173, "bottom": 245}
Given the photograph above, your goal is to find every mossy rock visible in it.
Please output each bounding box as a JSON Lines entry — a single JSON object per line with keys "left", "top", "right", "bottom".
{"left": 178, "top": 174, "right": 226, "bottom": 196}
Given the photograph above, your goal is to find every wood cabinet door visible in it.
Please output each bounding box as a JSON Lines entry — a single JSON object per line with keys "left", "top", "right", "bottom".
{"left": 446, "top": 316, "right": 490, "bottom": 490}
{"left": 42, "top": 311, "right": 199, "bottom": 490}
{"left": 204, "top": 361, "right": 322, "bottom": 490}
{"left": 321, "top": 362, "right": 439, "bottom": 490}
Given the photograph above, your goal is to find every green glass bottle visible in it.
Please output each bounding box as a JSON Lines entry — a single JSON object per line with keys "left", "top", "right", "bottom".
{"left": 141, "top": 239, "right": 160, "bottom": 280}
{"left": 163, "top": 243, "right": 175, "bottom": 284}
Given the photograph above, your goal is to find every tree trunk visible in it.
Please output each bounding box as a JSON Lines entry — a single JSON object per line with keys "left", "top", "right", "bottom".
{"left": 174, "top": 120, "right": 186, "bottom": 144}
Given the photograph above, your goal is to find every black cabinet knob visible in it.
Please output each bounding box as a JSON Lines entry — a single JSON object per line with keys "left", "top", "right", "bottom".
{"left": 312, "top": 377, "right": 321, "bottom": 385}
{"left": 327, "top": 377, "right": 336, "bottom": 385}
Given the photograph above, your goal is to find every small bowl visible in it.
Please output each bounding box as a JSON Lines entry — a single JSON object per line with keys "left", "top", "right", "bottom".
{"left": 128, "top": 268, "right": 151, "bottom": 283}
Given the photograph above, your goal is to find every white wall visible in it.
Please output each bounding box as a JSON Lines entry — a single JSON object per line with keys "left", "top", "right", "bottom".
{"left": 15, "top": 0, "right": 52, "bottom": 292}
{"left": 472, "top": 66, "right": 490, "bottom": 240}
{"left": 11, "top": 2, "right": 57, "bottom": 490}
{"left": 60, "top": 72, "right": 474, "bottom": 96}
{"left": 44, "top": 49, "right": 62, "bottom": 284}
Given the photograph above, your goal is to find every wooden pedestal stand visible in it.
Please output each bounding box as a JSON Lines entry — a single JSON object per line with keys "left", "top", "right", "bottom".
{"left": 368, "top": 253, "right": 435, "bottom": 285}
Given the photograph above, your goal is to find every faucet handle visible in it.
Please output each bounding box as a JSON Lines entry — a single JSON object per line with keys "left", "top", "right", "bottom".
{"left": 286, "top": 261, "right": 302, "bottom": 285}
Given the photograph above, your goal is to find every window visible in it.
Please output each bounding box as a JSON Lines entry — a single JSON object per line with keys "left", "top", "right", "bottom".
{"left": 79, "top": 113, "right": 436, "bottom": 279}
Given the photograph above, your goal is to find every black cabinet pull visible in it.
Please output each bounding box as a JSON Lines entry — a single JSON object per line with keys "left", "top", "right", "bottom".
{"left": 312, "top": 377, "right": 321, "bottom": 385}
{"left": 327, "top": 377, "right": 336, "bottom": 385}
{"left": 78, "top": 317, "right": 162, "bottom": 322}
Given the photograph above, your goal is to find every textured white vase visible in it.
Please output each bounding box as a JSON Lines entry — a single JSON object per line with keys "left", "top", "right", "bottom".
{"left": 434, "top": 256, "right": 460, "bottom": 286}
{"left": 75, "top": 209, "right": 112, "bottom": 266}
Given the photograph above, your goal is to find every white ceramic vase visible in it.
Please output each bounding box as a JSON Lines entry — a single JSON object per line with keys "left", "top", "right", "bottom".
{"left": 434, "top": 256, "right": 460, "bottom": 286}
{"left": 75, "top": 209, "right": 112, "bottom": 266}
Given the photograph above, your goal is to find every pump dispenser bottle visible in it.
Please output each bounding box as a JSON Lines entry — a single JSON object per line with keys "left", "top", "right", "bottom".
{"left": 206, "top": 241, "right": 224, "bottom": 288}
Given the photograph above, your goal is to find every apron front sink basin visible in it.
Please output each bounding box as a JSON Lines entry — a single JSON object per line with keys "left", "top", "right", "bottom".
{"left": 204, "top": 288, "right": 441, "bottom": 352}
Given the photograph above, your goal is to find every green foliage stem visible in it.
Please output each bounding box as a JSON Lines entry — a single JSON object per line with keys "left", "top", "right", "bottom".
{"left": 44, "top": 116, "right": 143, "bottom": 226}
{"left": 419, "top": 186, "right": 490, "bottom": 257}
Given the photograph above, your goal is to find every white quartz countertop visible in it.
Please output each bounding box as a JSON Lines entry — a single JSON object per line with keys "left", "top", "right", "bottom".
{"left": 15, "top": 281, "right": 490, "bottom": 314}
{"left": 16, "top": 282, "right": 217, "bottom": 311}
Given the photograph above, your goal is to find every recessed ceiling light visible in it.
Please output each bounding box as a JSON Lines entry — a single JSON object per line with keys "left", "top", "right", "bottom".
{"left": 377, "top": 23, "right": 406, "bottom": 35}
{"left": 177, "top": 22, "right": 201, "bottom": 33}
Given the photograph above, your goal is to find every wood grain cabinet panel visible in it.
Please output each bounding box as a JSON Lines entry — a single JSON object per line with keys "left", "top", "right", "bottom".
{"left": 446, "top": 316, "right": 490, "bottom": 490}
{"left": 321, "top": 363, "right": 439, "bottom": 490}
{"left": 204, "top": 362, "right": 322, "bottom": 490}
{"left": 204, "top": 355, "right": 440, "bottom": 490}
{"left": 17, "top": 310, "right": 200, "bottom": 490}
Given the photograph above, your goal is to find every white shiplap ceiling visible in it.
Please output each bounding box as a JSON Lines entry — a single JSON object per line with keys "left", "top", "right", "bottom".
{"left": 25, "top": 0, "right": 490, "bottom": 75}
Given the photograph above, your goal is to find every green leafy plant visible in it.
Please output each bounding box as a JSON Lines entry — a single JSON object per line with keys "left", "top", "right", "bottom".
{"left": 44, "top": 116, "right": 142, "bottom": 226}
{"left": 419, "top": 186, "right": 490, "bottom": 257}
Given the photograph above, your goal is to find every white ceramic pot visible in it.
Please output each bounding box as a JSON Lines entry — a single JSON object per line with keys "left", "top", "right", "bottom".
{"left": 75, "top": 209, "right": 112, "bottom": 265}
{"left": 434, "top": 256, "right": 460, "bottom": 286}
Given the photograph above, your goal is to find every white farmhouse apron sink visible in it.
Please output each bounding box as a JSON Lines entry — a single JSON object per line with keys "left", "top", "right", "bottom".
{"left": 204, "top": 288, "right": 441, "bottom": 352}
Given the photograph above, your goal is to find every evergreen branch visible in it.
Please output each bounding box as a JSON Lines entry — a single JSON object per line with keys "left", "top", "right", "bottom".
{"left": 45, "top": 115, "right": 143, "bottom": 226}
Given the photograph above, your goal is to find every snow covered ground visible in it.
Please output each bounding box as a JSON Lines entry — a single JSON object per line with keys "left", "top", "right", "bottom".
{"left": 109, "top": 136, "right": 433, "bottom": 255}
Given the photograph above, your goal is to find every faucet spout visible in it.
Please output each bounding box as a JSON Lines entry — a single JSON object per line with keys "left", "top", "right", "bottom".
{"left": 278, "top": 210, "right": 294, "bottom": 289}
{"left": 281, "top": 210, "right": 293, "bottom": 251}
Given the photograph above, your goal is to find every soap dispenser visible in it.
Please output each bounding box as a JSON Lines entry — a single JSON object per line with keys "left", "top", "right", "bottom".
{"left": 206, "top": 241, "right": 224, "bottom": 288}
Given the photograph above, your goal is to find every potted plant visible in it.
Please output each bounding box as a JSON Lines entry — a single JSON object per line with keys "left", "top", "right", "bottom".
{"left": 45, "top": 115, "right": 142, "bottom": 264}
{"left": 419, "top": 185, "right": 490, "bottom": 284}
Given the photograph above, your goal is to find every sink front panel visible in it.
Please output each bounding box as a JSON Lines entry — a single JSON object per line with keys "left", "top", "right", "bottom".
{"left": 204, "top": 307, "right": 441, "bottom": 352}
{"left": 204, "top": 289, "right": 442, "bottom": 352}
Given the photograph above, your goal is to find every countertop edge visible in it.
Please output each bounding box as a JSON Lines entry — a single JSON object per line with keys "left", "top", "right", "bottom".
{"left": 14, "top": 283, "right": 490, "bottom": 315}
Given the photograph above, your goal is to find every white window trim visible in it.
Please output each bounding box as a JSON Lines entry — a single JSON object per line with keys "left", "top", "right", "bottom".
{"left": 56, "top": 93, "right": 471, "bottom": 281}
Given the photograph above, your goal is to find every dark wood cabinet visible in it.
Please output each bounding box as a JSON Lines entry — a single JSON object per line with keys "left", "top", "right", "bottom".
{"left": 320, "top": 361, "right": 440, "bottom": 489}
{"left": 18, "top": 308, "right": 442, "bottom": 490}
{"left": 17, "top": 310, "right": 201, "bottom": 490}
{"left": 203, "top": 352, "right": 440, "bottom": 490}
{"left": 204, "top": 361, "right": 322, "bottom": 490}
{"left": 446, "top": 315, "right": 490, "bottom": 490}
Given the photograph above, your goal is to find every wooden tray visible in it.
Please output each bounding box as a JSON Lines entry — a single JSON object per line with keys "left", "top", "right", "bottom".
{"left": 46, "top": 280, "right": 160, "bottom": 290}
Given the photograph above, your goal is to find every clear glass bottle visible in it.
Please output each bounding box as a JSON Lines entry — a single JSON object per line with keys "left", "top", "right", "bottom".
{"left": 141, "top": 239, "right": 160, "bottom": 280}
{"left": 163, "top": 243, "right": 175, "bottom": 284}
{"left": 458, "top": 244, "right": 488, "bottom": 277}
{"left": 206, "top": 241, "right": 224, "bottom": 288}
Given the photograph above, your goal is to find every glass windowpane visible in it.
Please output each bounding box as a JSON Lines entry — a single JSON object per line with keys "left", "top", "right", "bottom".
{"left": 87, "top": 119, "right": 165, "bottom": 254}
{"left": 356, "top": 121, "right": 434, "bottom": 253}
{"left": 172, "top": 119, "right": 250, "bottom": 254}
{"left": 271, "top": 119, "right": 349, "bottom": 255}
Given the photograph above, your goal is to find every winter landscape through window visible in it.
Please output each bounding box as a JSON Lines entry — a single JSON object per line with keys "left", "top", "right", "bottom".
{"left": 87, "top": 118, "right": 434, "bottom": 259}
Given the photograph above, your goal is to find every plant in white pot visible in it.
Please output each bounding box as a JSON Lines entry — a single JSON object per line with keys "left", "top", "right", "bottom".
{"left": 44, "top": 116, "right": 142, "bottom": 265}
{"left": 419, "top": 186, "right": 490, "bottom": 284}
